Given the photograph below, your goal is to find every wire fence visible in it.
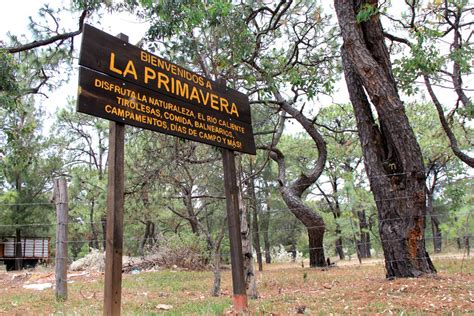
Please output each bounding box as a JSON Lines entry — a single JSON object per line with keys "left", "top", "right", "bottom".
{"left": 1, "top": 230, "right": 471, "bottom": 262}
{"left": 0, "top": 199, "right": 471, "bottom": 272}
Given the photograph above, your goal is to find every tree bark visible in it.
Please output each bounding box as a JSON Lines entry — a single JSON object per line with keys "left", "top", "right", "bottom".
{"left": 248, "top": 160, "right": 263, "bottom": 271}
{"left": 335, "top": 225, "right": 344, "bottom": 260}
{"left": 465, "top": 236, "right": 471, "bottom": 257}
{"left": 262, "top": 187, "right": 272, "bottom": 264}
{"left": 332, "top": 182, "right": 345, "bottom": 260}
{"left": 88, "top": 200, "right": 99, "bottom": 250}
{"left": 237, "top": 155, "right": 258, "bottom": 299}
{"left": 210, "top": 247, "right": 222, "bottom": 297}
{"left": 139, "top": 220, "right": 156, "bottom": 257}
{"left": 101, "top": 215, "right": 107, "bottom": 251}
{"left": 357, "top": 210, "right": 371, "bottom": 258}
{"left": 270, "top": 148, "right": 327, "bottom": 267}
{"left": 335, "top": 0, "right": 436, "bottom": 277}
{"left": 15, "top": 228, "right": 22, "bottom": 271}
{"left": 427, "top": 194, "right": 442, "bottom": 253}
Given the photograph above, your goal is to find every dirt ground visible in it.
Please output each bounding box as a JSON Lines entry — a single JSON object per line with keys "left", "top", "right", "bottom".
{"left": 0, "top": 254, "right": 472, "bottom": 314}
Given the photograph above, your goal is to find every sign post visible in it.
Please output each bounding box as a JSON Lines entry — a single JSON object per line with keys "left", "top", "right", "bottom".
{"left": 103, "top": 32, "right": 127, "bottom": 316}
{"left": 77, "top": 24, "right": 255, "bottom": 314}
{"left": 222, "top": 148, "right": 248, "bottom": 312}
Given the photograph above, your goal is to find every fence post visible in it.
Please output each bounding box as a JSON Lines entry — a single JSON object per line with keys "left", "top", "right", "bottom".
{"left": 54, "top": 177, "right": 68, "bottom": 301}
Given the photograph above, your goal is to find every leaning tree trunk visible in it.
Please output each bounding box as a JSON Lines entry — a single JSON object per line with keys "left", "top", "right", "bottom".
{"left": 335, "top": 0, "right": 436, "bottom": 277}
{"left": 270, "top": 149, "right": 327, "bottom": 267}
{"left": 267, "top": 91, "right": 328, "bottom": 267}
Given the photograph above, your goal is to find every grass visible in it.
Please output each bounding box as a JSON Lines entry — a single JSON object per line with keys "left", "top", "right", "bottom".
{"left": 0, "top": 255, "right": 472, "bottom": 314}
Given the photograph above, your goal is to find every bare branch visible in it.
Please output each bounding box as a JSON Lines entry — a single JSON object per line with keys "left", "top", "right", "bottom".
{"left": 6, "top": 9, "right": 88, "bottom": 53}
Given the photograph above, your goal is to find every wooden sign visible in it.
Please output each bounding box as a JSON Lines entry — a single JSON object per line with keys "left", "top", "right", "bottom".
{"left": 78, "top": 24, "right": 255, "bottom": 154}
{"left": 77, "top": 26, "right": 251, "bottom": 314}
{"left": 78, "top": 67, "right": 255, "bottom": 154}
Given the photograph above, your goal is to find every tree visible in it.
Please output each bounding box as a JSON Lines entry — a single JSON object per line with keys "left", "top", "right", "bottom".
{"left": 54, "top": 104, "right": 109, "bottom": 250}
{"left": 314, "top": 103, "right": 362, "bottom": 260}
{"left": 132, "top": 0, "right": 341, "bottom": 267}
{"left": 405, "top": 102, "right": 471, "bottom": 253}
{"left": 385, "top": 0, "right": 474, "bottom": 167}
{"left": 335, "top": 0, "right": 436, "bottom": 277}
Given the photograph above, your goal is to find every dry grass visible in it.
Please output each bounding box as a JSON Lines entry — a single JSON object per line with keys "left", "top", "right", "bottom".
{"left": 0, "top": 255, "right": 472, "bottom": 315}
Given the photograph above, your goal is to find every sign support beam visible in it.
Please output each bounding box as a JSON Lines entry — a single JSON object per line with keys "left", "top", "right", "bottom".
{"left": 222, "top": 148, "right": 248, "bottom": 313}
{"left": 103, "top": 32, "right": 128, "bottom": 316}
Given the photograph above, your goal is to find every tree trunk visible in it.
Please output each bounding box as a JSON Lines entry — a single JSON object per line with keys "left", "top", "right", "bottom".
{"left": 307, "top": 225, "right": 326, "bottom": 266}
{"left": 14, "top": 177, "right": 23, "bottom": 271}
{"left": 248, "top": 165, "right": 263, "bottom": 271}
{"left": 268, "top": 93, "right": 328, "bottom": 267}
{"left": 15, "top": 228, "right": 22, "bottom": 271}
{"left": 357, "top": 210, "right": 371, "bottom": 258}
{"left": 332, "top": 181, "right": 345, "bottom": 260}
{"left": 465, "top": 236, "right": 471, "bottom": 257}
{"left": 275, "top": 182, "right": 326, "bottom": 267}
{"left": 210, "top": 247, "right": 222, "bottom": 297}
{"left": 101, "top": 215, "right": 107, "bottom": 251}
{"left": 237, "top": 155, "right": 258, "bottom": 299}
{"left": 89, "top": 200, "right": 99, "bottom": 250}
{"left": 427, "top": 193, "right": 442, "bottom": 253}
{"left": 207, "top": 219, "right": 226, "bottom": 297}
{"left": 457, "top": 237, "right": 462, "bottom": 250}
{"left": 139, "top": 220, "right": 156, "bottom": 257}
{"left": 334, "top": 218, "right": 344, "bottom": 259}
{"left": 336, "top": 0, "right": 436, "bottom": 277}
{"left": 183, "top": 192, "right": 200, "bottom": 235}
{"left": 262, "top": 186, "right": 272, "bottom": 264}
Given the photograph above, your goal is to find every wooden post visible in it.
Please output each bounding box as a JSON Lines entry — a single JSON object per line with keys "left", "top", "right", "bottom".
{"left": 54, "top": 177, "right": 68, "bottom": 301}
{"left": 222, "top": 149, "right": 248, "bottom": 313}
{"left": 103, "top": 30, "right": 128, "bottom": 316}
{"left": 104, "top": 120, "right": 125, "bottom": 315}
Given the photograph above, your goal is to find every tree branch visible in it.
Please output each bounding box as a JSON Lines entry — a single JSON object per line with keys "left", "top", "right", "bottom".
{"left": 424, "top": 75, "right": 474, "bottom": 168}
{"left": 6, "top": 9, "right": 88, "bottom": 53}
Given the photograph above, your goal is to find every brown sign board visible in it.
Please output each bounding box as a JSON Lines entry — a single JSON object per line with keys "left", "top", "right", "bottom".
{"left": 77, "top": 24, "right": 255, "bottom": 154}
{"left": 78, "top": 67, "right": 256, "bottom": 154}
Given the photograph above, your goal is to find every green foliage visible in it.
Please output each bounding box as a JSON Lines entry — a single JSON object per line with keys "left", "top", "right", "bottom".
{"left": 393, "top": 36, "right": 445, "bottom": 95}
{"left": 438, "top": 178, "right": 473, "bottom": 242}
{"left": 0, "top": 96, "right": 60, "bottom": 235}
{"left": 356, "top": 3, "right": 379, "bottom": 23}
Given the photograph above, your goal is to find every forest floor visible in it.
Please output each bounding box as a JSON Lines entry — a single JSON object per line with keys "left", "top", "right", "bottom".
{"left": 0, "top": 253, "right": 472, "bottom": 315}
